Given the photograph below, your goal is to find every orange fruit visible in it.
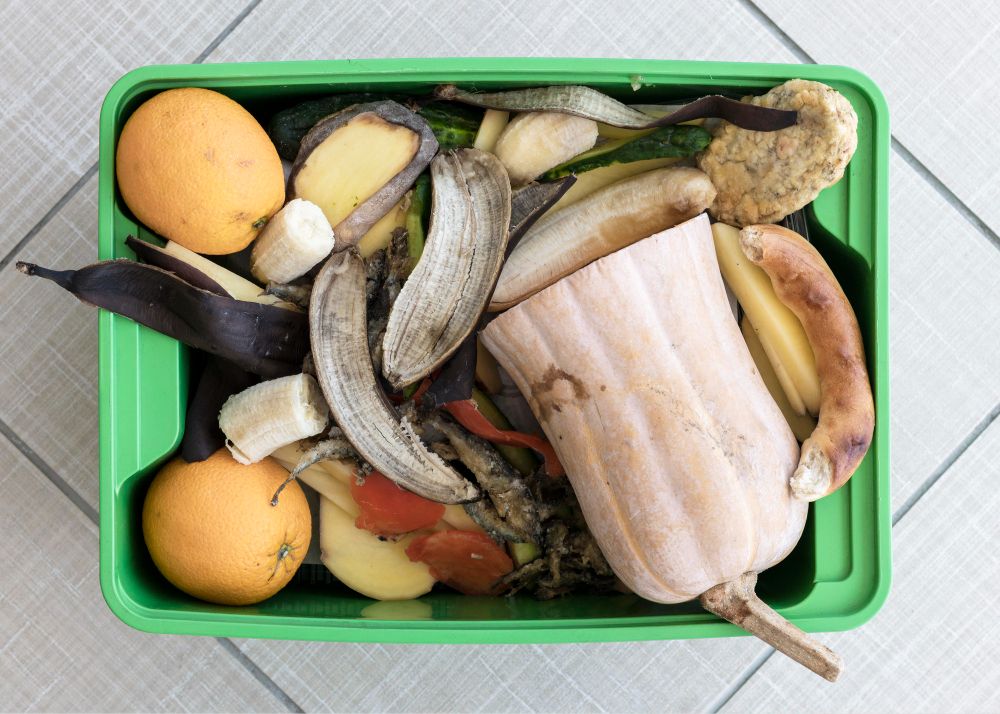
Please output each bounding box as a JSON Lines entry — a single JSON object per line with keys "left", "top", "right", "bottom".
{"left": 116, "top": 87, "right": 285, "bottom": 255}
{"left": 142, "top": 449, "right": 311, "bottom": 606}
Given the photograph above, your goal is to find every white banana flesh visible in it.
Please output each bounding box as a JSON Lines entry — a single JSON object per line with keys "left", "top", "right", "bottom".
{"left": 711, "top": 222, "right": 821, "bottom": 416}
{"left": 491, "top": 167, "right": 716, "bottom": 310}
{"left": 473, "top": 109, "right": 510, "bottom": 152}
{"left": 219, "top": 373, "right": 329, "bottom": 465}
{"left": 494, "top": 111, "right": 598, "bottom": 185}
{"left": 251, "top": 198, "right": 335, "bottom": 284}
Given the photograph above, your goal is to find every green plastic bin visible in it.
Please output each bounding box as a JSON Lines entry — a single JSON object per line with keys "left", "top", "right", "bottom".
{"left": 98, "top": 58, "right": 890, "bottom": 643}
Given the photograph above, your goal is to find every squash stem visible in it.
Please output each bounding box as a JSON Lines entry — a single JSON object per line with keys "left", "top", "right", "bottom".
{"left": 699, "top": 572, "right": 843, "bottom": 682}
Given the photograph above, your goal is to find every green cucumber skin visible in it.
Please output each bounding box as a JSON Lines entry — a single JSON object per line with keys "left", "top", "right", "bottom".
{"left": 269, "top": 97, "right": 481, "bottom": 160}
{"left": 471, "top": 389, "right": 538, "bottom": 477}
{"left": 412, "top": 103, "right": 482, "bottom": 151}
{"left": 405, "top": 174, "right": 431, "bottom": 268}
{"left": 268, "top": 94, "right": 383, "bottom": 160}
{"left": 540, "top": 124, "right": 712, "bottom": 180}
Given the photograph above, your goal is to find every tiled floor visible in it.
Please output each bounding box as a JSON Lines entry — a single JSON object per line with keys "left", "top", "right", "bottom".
{"left": 1, "top": 1, "right": 998, "bottom": 711}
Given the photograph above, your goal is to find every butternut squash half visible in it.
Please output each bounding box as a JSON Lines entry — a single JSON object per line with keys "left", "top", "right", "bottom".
{"left": 482, "top": 214, "right": 842, "bottom": 681}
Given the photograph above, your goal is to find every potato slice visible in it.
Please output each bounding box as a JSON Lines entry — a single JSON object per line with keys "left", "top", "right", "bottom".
{"left": 289, "top": 101, "right": 438, "bottom": 247}
{"left": 741, "top": 315, "right": 817, "bottom": 442}
{"left": 357, "top": 195, "right": 408, "bottom": 257}
{"left": 319, "top": 495, "right": 436, "bottom": 601}
{"left": 712, "top": 222, "right": 821, "bottom": 415}
{"left": 276, "top": 453, "right": 438, "bottom": 600}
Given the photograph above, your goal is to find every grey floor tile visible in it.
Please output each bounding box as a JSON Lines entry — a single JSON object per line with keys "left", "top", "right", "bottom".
{"left": 0, "top": 0, "right": 247, "bottom": 260}
{"left": 721, "top": 417, "right": 1000, "bottom": 712}
{"left": 0, "top": 435, "right": 290, "bottom": 712}
{"left": 753, "top": 0, "right": 1000, "bottom": 241}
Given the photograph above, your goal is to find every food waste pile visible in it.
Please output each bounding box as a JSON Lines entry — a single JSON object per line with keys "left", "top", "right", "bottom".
{"left": 20, "top": 79, "right": 872, "bottom": 682}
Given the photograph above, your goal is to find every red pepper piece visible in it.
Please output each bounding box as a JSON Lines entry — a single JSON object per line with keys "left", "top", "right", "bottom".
{"left": 442, "top": 399, "right": 564, "bottom": 477}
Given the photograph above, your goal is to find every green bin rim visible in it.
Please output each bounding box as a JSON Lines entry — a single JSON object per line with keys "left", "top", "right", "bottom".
{"left": 98, "top": 57, "right": 890, "bottom": 644}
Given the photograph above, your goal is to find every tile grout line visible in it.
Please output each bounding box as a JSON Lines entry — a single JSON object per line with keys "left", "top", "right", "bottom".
{"left": 192, "top": 0, "right": 264, "bottom": 64}
{"left": 890, "top": 139, "right": 1000, "bottom": 251}
{"left": 0, "top": 162, "right": 99, "bottom": 272}
{"left": 739, "top": 0, "right": 815, "bottom": 63}
{"left": 706, "top": 399, "right": 1000, "bottom": 709}
{"left": 711, "top": 0, "right": 1000, "bottom": 705}
{"left": 706, "top": 648, "right": 776, "bottom": 713}
{"left": 5, "top": 2, "right": 302, "bottom": 712}
{"left": 0, "top": 416, "right": 99, "bottom": 525}
{"left": 739, "top": 0, "right": 1000, "bottom": 253}
{"left": 892, "top": 401, "right": 1000, "bottom": 525}
{"left": 0, "top": 0, "right": 266, "bottom": 275}
{"left": 154, "top": 3, "right": 306, "bottom": 712}
{"left": 0, "top": 412, "right": 305, "bottom": 712}
{"left": 738, "top": 0, "right": 1000, "bottom": 529}
{"left": 6, "top": 1, "right": 994, "bottom": 709}
{"left": 215, "top": 638, "right": 305, "bottom": 713}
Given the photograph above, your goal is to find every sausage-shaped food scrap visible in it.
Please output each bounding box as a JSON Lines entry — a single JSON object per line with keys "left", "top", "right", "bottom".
{"left": 739, "top": 224, "right": 874, "bottom": 501}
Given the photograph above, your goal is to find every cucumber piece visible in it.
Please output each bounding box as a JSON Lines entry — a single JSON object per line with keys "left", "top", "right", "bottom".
{"left": 269, "top": 96, "right": 481, "bottom": 160}
{"left": 416, "top": 102, "right": 482, "bottom": 150}
{"left": 471, "top": 388, "right": 538, "bottom": 476}
{"left": 268, "top": 94, "right": 389, "bottom": 160}
{"left": 540, "top": 124, "right": 711, "bottom": 181}
{"left": 404, "top": 173, "right": 431, "bottom": 272}
{"left": 509, "top": 541, "right": 541, "bottom": 567}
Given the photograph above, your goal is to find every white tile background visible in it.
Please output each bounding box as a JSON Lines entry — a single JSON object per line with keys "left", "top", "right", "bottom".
{"left": 1, "top": 0, "right": 998, "bottom": 711}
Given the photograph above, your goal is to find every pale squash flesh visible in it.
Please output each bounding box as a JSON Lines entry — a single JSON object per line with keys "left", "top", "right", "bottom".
{"left": 482, "top": 214, "right": 806, "bottom": 603}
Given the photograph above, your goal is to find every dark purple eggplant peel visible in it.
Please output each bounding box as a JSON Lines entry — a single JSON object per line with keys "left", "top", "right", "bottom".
{"left": 16, "top": 260, "right": 308, "bottom": 378}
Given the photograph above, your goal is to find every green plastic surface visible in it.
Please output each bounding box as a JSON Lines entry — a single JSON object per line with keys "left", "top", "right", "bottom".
{"left": 98, "top": 58, "right": 890, "bottom": 643}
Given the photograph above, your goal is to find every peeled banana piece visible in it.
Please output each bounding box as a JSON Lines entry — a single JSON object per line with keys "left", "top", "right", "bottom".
{"left": 494, "top": 111, "right": 598, "bottom": 185}
{"left": 251, "top": 198, "right": 335, "bottom": 284}
{"left": 319, "top": 495, "right": 436, "bottom": 601}
{"left": 219, "top": 373, "right": 329, "bottom": 464}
